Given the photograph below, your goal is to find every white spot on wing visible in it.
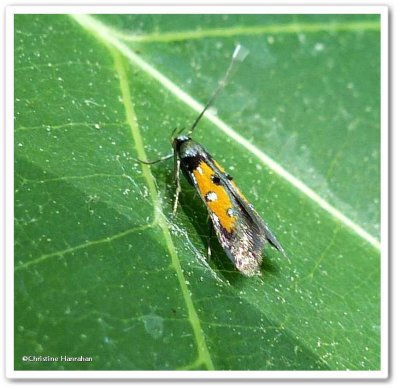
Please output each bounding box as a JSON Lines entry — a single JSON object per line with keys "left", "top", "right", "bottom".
{"left": 206, "top": 192, "right": 218, "bottom": 202}
{"left": 227, "top": 208, "right": 235, "bottom": 217}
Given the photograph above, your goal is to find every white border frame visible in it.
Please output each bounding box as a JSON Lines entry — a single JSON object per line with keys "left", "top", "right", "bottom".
{"left": 5, "top": 4, "right": 389, "bottom": 380}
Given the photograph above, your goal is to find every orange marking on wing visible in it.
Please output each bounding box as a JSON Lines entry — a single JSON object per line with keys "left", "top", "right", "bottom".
{"left": 212, "top": 158, "right": 249, "bottom": 203}
{"left": 193, "top": 161, "right": 237, "bottom": 232}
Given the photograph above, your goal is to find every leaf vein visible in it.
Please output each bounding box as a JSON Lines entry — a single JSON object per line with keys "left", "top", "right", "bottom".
{"left": 110, "top": 20, "right": 380, "bottom": 43}
{"left": 15, "top": 121, "right": 125, "bottom": 132}
{"left": 14, "top": 223, "right": 155, "bottom": 272}
{"left": 110, "top": 46, "right": 214, "bottom": 370}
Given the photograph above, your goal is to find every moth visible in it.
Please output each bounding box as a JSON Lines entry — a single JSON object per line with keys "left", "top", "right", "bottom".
{"left": 139, "top": 45, "right": 284, "bottom": 276}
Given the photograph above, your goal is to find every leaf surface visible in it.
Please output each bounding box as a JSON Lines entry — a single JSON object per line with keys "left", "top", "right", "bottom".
{"left": 14, "top": 14, "right": 381, "bottom": 370}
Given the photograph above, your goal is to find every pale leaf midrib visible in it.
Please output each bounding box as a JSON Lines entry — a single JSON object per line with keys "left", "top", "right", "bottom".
{"left": 109, "top": 45, "right": 214, "bottom": 370}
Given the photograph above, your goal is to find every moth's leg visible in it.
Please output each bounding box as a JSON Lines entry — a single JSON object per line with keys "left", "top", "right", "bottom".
{"left": 207, "top": 217, "right": 213, "bottom": 262}
{"left": 134, "top": 153, "right": 173, "bottom": 165}
{"left": 172, "top": 155, "right": 181, "bottom": 215}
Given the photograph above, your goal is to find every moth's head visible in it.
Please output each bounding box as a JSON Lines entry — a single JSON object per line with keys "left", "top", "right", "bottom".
{"left": 172, "top": 134, "right": 191, "bottom": 152}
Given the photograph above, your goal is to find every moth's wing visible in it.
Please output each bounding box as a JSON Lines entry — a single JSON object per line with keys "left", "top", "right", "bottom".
{"left": 209, "top": 154, "right": 284, "bottom": 256}
{"left": 214, "top": 176, "right": 285, "bottom": 273}
{"left": 185, "top": 155, "right": 261, "bottom": 276}
{"left": 209, "top": 193, "right": 266, "bottom": 277}
{"left": 187, "top": 150, "right": 283, "bottom": 276}
{"left": 205, "top": 160, "right": 272, "bottom": 276}
{"left": 231, "top": 190, "right": 285, "bottom": 254}
{"left": 262, "top": 222, "right": 285, "bottom": 254}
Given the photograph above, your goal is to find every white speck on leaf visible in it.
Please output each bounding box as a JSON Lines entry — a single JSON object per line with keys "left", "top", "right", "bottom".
{"left": 142, "top": 314, "right": 164, "bottom": 340}
{"left": 314, "top": 42, "right": 325, "bottom": 52}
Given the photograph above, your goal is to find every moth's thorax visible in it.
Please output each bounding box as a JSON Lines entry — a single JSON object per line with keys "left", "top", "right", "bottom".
{"left": 172, "top": 135, "right": 190, "bottom": 151}
{"left": 173, "top": 136, "right": 205, "bottom": 159}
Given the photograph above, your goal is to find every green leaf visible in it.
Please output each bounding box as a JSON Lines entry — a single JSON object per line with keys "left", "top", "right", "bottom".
{"left": 14, "top": 14, "right": 381, "bottom": 371}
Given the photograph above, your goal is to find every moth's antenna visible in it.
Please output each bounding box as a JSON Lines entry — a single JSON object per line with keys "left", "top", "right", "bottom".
{"left": 188, "top": 45, "right": 249, "bottom": 136}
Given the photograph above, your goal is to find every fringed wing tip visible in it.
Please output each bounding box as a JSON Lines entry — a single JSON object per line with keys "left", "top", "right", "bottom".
{"left": 264, "top": 224, "right": 286, "bottom": 256}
